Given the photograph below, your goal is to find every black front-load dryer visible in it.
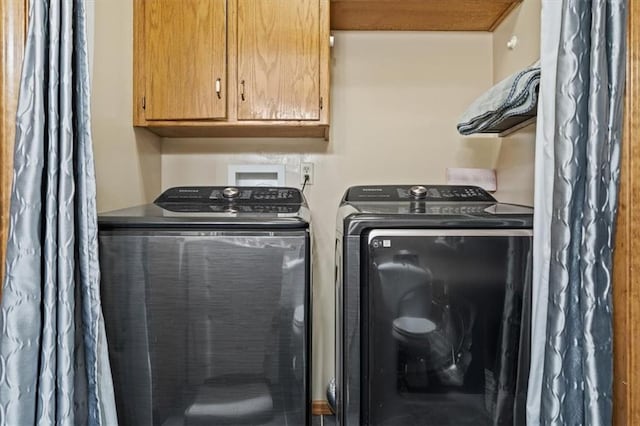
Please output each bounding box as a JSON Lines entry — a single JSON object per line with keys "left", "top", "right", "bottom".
{"left": 335, "top": 185, "right": 533, "bottom": 426}
{"left": 98, "top": 186, "right": 311, "bottom": 426}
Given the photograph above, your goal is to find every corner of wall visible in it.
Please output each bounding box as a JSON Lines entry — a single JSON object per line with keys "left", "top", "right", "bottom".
{"left": 490, "top": 0, "right": 541, "bottom": 206}
{"left": 91, "top": 0, "right": 162, "bottom": 212}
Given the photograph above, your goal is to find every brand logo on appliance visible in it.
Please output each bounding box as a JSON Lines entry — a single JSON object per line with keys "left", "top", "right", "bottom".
{"left": 178, "top": 189, "right": 200, "bottom": 192}
{"left": 362, "top": 188, "right": 383, "bottom": 192}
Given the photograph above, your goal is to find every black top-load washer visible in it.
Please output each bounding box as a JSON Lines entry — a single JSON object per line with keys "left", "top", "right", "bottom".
{"left": 335, "top": 185, "right": 533, "bottom": 426}
{"left": 98, "top": 186, "right": 311, "bottom": 426}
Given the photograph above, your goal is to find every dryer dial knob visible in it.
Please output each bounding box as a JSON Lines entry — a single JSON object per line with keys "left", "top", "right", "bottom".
{"left": 409, "top": 185, "right": 427, "bottom": 199}
{"left": 223, "top": 187, "right": 240, "bottom": 199}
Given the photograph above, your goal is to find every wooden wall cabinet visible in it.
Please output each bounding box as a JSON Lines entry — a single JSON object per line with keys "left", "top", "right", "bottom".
{"left": 134, "top": 0, "right": 331, "bottom": 139}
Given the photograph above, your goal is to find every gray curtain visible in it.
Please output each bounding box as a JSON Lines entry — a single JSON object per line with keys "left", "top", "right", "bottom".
{"left": 0, "top": 0, "right": 117, "bottom": 424}
{"left": 541, "top": 0, "right": 627, "bottom": 425}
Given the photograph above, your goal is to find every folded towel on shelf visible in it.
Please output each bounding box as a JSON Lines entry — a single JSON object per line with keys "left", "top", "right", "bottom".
{"left": 457, "top": 61, "right": 540, "bottom": 135}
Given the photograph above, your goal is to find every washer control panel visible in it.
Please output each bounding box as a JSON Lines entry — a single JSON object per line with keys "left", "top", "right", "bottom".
{"left": 345, "top": 185, "right": 496, "bottom": 203}
{"left": 155, "top": 186, "right": 303, "bottom": 205}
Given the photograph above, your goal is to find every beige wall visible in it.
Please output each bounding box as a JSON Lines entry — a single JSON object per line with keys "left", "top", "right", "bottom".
{"left": 492, "top": 0, "right": 541, "bottom": 206}
{"left": 161, "top": 31, "right": 496, "bottom": 399}
{"left": 92, "top": 0, "right": 161, "bottom": 212}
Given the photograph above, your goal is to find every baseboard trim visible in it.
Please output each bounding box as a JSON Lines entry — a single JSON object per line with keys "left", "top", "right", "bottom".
{"left": 312, "top": 400, "right": 333, "bottom": 416}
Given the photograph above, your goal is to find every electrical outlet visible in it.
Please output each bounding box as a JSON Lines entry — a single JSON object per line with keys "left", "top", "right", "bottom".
{"left": 300, "top": 162, "right": 314, "bottom": 185}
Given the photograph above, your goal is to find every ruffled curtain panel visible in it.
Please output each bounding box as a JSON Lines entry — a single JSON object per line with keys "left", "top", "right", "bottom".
{"left": 528, "top": 1, "right": 627, "bottom": 425}
{"left": 0, "top": 0, "right": 117, "bottom": 424}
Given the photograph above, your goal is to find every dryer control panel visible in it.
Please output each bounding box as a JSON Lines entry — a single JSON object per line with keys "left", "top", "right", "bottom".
{"left": 344, "top": 185, "right": 496, "bottom": 203}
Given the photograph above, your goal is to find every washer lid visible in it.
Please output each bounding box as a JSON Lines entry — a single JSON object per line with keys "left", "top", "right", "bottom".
{"left": 98, "top": 186, "right": 310, "bottom": 229}
{"left": 338, "top": 185, "right": 533, "bottom": 235}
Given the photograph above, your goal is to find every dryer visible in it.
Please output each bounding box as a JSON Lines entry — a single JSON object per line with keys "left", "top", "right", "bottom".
{"left": 335, "top": 185, "right": 532, "bottom": 426}
{"left": 98, "top": 186, "right": 311, "bottom": 426}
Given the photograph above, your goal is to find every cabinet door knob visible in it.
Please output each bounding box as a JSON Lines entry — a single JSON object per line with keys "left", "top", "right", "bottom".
{"left": 215, "top": 78, "right": 222, "bottom": 99}
{"left": 240, "top": 80, "right": 246, "bottom": 101}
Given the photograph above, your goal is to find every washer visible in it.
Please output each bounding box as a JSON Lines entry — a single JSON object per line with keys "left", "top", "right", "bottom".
{"left": 98, "top": 186, "right": 311, "bottom": 426}
{"left": 335, "top": 185, "right": 533, "bottom": 426}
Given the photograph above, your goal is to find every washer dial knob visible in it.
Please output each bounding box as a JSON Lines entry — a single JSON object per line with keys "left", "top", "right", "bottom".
{"left": 409, "top": 185, "right": 427, "bottom": 199}
{"left": 222, "top": 187, "right": 240, "bottom": 199}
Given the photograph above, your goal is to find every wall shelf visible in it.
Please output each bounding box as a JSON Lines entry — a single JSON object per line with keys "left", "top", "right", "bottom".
{"left": 330, "top": 0, "right": 523, "bottom": 31}
{"left": 463, "top": 113, "right": 537, "bottom": 137}
{"left": 496, "top": 115, "right": 537, "bottom": 137}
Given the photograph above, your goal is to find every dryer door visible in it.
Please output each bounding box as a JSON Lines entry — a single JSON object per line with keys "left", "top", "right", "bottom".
{"left": 363, "top": 229, "right": 532, "bottom": 426}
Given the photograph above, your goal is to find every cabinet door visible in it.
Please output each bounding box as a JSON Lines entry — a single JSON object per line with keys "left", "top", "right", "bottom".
{"left": 145, "top": 0, "right": 227, "bottom": 120}
{"left": 237, "top": 0, "right": 320, "bottom": 121}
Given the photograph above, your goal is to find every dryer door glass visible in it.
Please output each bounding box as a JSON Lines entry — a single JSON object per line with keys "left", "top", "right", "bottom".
{"left": 98, "top": 230, "right": 309, "bottom": 426}
{"left": 363, "top": 230, "right": 532, "bottom": 426}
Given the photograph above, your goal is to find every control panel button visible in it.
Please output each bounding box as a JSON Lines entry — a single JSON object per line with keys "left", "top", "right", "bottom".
{"left": 409, "top": 185, "right": 428, "bottom": 199}
{"left": 222, "top": 187, "right": 240, "bottom": 199}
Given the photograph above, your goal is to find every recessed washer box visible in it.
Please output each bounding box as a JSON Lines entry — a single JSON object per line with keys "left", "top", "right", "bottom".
{"left": 228, "top": 164, "right": 286, "bottom": 187}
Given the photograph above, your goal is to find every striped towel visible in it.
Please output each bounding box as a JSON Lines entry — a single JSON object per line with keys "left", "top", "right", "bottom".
{"left": 457, "top": 61, "right": 540, "bottom": 135}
